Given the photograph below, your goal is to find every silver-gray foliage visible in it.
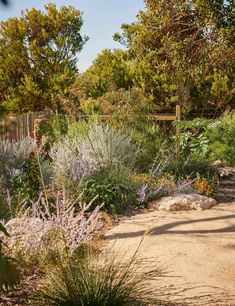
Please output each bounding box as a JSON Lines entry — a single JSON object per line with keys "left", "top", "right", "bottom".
{"left": 50, "top": 124, "right": 137, "bottom": 185}
{"left": 0, "top": 138, "right": 36, "bottom": 188}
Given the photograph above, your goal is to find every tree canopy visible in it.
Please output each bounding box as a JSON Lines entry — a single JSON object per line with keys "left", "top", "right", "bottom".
{"left": 76, "top": 0, "right": 235, "bottom": 116}
{"left": 0, "top": 4, "right": 87, "bottom": 113}
{"left": 1, "top": 0, "right": 234, "bottom": 116}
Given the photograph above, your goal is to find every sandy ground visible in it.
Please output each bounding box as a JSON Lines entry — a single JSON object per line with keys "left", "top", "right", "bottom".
{"left": 106, "top": 183, "right": 235, "bottom": 305}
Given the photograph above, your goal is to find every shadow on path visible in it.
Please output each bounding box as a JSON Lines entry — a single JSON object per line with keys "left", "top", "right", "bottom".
{"left": 106, "top": 214, "right": 235, "bottom": 240}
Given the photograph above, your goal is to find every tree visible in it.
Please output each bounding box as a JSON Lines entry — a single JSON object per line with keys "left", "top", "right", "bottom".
{"left": 76, "top": 48, "right": 134, "bottom": 100}
{"left": 0, "top": 4, "right": 87, "bottom": 113}
{"left": 114, "top": 0, "right": 235, "bottom": 114}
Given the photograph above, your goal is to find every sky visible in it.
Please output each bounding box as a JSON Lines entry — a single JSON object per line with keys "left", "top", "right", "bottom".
{"left": 0, "top": 0, "right": 144, "bottom": 72}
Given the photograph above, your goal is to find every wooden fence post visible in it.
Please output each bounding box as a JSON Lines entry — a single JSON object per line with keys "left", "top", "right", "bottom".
{"left": 175, "top": 105, "right": 181, "bottom": 159}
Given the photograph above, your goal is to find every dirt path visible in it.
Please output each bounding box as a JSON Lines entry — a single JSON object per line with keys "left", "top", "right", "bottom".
{"left": 106, "top": 181, "right": 235, "bottom": 305}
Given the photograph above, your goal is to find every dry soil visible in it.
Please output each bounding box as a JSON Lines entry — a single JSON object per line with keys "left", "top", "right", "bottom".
{"left": 106, "top": 180, "right": 235, "bottom": 305}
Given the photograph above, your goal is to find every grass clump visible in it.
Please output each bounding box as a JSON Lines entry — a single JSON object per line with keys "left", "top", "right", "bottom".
{"left": 38, "top": 247, "right": 174, "bottom": 306}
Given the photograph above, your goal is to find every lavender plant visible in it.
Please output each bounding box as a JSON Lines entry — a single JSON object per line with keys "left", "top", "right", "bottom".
{"left": 2, "top": 193, "right": 104, "bottom": 263}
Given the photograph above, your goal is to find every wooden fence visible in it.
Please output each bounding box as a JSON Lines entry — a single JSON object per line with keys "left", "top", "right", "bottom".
{"left": 0, "top": 105, "right": 181, "bottom": 155}
{"left": 0, "top": 110, "right": 51, "bottom": 142}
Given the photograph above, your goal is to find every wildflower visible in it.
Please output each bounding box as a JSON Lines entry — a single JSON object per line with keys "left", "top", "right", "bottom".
{"left": 138, "top": 183, "right": 148, "bottom": 203}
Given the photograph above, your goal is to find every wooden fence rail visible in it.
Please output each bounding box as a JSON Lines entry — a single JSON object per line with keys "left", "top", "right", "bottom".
{"left": 77, "top": 105, "right": 181, "bottom": 157}
{"left": 0, "top": 110, "right": 51, "bottom": 142}
{"left": 0, "top": 105, "right": 181, "bottom": 155}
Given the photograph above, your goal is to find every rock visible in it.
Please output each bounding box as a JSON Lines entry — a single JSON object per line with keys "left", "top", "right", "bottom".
{"left": 156, "top": 193, "right": 217, "bottom": 211}
{"left": 211, "top": 161, "right": 235, "bottom": 179}
{"left": 212, "top": 160, "right": 225, "bottom": 167}
{"left": 218, "top": 167, "right": 235, "bottom": 179}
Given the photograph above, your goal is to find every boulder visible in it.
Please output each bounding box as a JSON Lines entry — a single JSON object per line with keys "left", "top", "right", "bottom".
{"left": 212, "top": 161, "right": 235, "bottom": 179}
{"left": 218, "top": 167, "right": 235, "bottom": 179}
{"left": 156, "top": 193, "right": 217, "bottom": 211}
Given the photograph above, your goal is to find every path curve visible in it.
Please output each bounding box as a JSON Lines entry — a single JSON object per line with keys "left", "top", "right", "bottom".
{"left": 106, "top": 182, "right": 235, "bottom": 305}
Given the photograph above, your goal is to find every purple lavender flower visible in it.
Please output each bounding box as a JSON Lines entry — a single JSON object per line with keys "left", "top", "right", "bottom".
{"left": 176, "top": 177, "right": 195, "bottom": 194}
{"left": 149, "top": 161, "right": 163, "bottom": 179}
{"left": 3, "top": 193, "right": 104, "bottom": 258}
{"left": 69, "top": 153, "right": 98, "bottom": 182}
{"left": 138, "top": 183, "right": 148, "bottom": 203}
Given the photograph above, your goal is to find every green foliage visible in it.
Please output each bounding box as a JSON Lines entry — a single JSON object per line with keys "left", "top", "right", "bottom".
{"left": 82, "top": 167, "right": 139, "bottom": 214}
{"left": 74, "top": 0, "right": 235, "bottom": 114}
{"left": 0, "top": 223, "right": 20, "bottom": 293}
{"left": 0, "top": 4, "right": 87, "bottom": 113}
{"left": 204, "top": 111, "right": 235, "bottom": 165}
{"left": 76, "top": 49, "right": 134, "bottom": 101}
{"left": 21, "top": 155, "right": 41, "bottom": 200}
{"left": 0, "top": 138, "right": 36, "bottom": 194}
{"left": 163, "top": 159, "right": 219, "bottom": 183}
{"left": 0, "top": 138, "right": 52, "bottom": 219}
{"left": 4, "top": 154, "right": 41, "bottom": 203}
{"left": 109, "top": 99, "right": 170, "bottom": 171}
{"left": 175, "top": 112, "right": 235, "bottom": 166}
{"left": 179, "top": 132, "right": 210, "bottom": 159}
{"left": 174, "top": 119, "right": 212, "bottom": 159}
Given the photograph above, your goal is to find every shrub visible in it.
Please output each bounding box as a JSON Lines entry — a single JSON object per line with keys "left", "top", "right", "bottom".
{"left": 174, "top": 118, "right": 212, "bottom": 160}
{"left": 175, "top": 112, "right": 235, "bottom": 166}
{"left": 194, "top": 174, "right": 214, "bottom": 196}
{"left": 3, "top": 194, "right": 103, "bottom": 264}
{"left": 50, "top": 123, "right": 137, "bottom": 182}
{"left": 0, "top": 138, "right": 54, "bottom": 220}
{"left": 0, "top": 138, "right": 43, "bottom": 217}
{"left": 204, "top": 111, "right": 235, "bottom": 166}
{"left": 82, "top": 167, "right": 139, "bottom": 213}
{"left": 0, "top": 138, "right": 36, "bottom": 189}
{"left": 50, "top": 123, "right": 139, "bottom": 213}
{"left": 137, "top": 172, "right": 194, "bottom": 204}
{"left": 111, "top": 105, "right": 171, "bottom": 172}
{"left": 79, "top": 124, "right": 137, "bottom": 169}
{"left": 163, "top": 159, "right": 218, "bottom": 181}
{"left": 162, "top": 160, "right": 219, "bottom": 196}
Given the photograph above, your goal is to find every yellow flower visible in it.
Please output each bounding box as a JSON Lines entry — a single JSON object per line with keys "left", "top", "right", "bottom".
{"left": 194, "top": 175, "right": 214, "bottom": 195}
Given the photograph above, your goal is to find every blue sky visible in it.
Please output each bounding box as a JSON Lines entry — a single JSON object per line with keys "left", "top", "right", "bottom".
{"left": 0, "top": 0, "right": 144, "bottom": 72}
